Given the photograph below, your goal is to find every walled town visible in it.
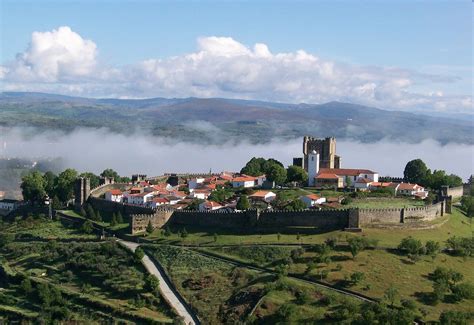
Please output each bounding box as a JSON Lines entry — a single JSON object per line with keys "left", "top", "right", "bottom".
{"left": 2, "top": 136, "right": 473, "bottom": 325}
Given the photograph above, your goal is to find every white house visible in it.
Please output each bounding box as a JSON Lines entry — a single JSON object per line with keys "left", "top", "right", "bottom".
{"left": 232, "top": 176, "right": 257, "bottom": 188}
{"left": 189, "top": 189, "right": 211, "bottom": 200}
{"left": 300, "top": 194, "right": 326, "bottom": 207}
{"left": 316, "top": 168, "right": 379, "bottom": 188}
{"left": 256, "top": 175, "right": 267, "bottom": 186}
{"left": 199, "top": 200, "right": 222, "bottom": 211}
{"left": 105, "top": 189, "right": 123, "bottom": 202}
{"left": 396, "top": 183, "right": 428, "bottom": 198}
{"left": 354, "top": 178, "right": 373, "bottom": 190}
{"left": 188, "top": 177, "right": 205, "bottom": 190}
{"left": 148, "top": 197, "right": 169, "bottom": 209}
{"left": 249, "top": 190, "right": 276, "bottom": 203}
{"left": 126, "top": 192, "right": 154, "bottom": 205}
{"left": 0, "top": 199, "right": 20, "bottom": 211}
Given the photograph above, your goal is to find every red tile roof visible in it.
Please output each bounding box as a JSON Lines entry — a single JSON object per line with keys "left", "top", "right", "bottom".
{"left": 153, "top": 197, "right": 169, "bottom": 203}
{"left": 249, "top": 190, "right": 274, "bottom": 198}
{"left": 108, "top": 189, "right": 122, "bottom": 195}
{"left": 397, "top": 183, "right": 422, "bottom": 190}
{"left": 201, "top": 201, "right": 222, "bottom": 209}
{"left": 316, "top": 173, "right": 340, "bottom": 179}
{"left": 233, "top": 176, "right": 256, "bottom": 182}
{"left": 304, "top": 194, "right": 321, "bottom": 200}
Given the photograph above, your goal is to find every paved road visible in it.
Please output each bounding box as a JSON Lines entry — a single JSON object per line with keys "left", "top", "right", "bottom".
{"left": 118, "top": 240, "right": 199, "bottom": 325}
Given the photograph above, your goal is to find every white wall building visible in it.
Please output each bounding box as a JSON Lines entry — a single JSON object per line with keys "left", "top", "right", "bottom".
{"left": 105, "top": 189, "right": 123, "bottom": 203}
{"left": 188, "top": 177, "right": 205, "bottom": 190}
{"left": 126, "top": 192, "right": 154, "bottom": 205}
{"left": 232, "top": 176, "right": 257, "bottom": 188}
{"left": 199, "top": 200, "right": 222, "bottom": 211}
{"left": 300, "top": 194, "right": 326, "bottom": 207}
{"left": 307, "top": 151, "right": 320, "bottom": 187}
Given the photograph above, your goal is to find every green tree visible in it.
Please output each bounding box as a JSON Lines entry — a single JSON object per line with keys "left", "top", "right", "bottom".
{"left": 266, "top": 164, "right": 287, "bottom": 185}
{"left": 0, "top": 233, "right": 15, "bottom": 248}
{"left": 110, "top": 213, "right": 117, "bottom": 227}
{"left": 145, "top": 274, "right": 160, "bottom": 294}
{"left": 286, "top": 199, "right": 307, "bottom": 211}
{"left": 146, "top": 220, "right": 154, "bottom": 234}
{"left": 404, "top": 159, "right": 429, "bottom": 185}
{"left": 56, "top": 168, "right": 78, "bottom": 203}
{"left": 20, "top": 278, "right": 33, "bottom": 294}
{"left": 425, "top": 240, "right": 440, "bottom": 259}
{"left": 451, "top": 282, "right": 474, "bottom": 302}
{"left": 286, "top": 165, "right": 308, "bottom": 184}
{"left": 384, "top": 285, "right": 398, "bottom": 306}
{"left": 79, "top": 172, "right": 100, "bottom": 188}
{"left": 86, "top": 204, "right": 96, "bottom": 220}
{"left": 236, "top": 195, "right": 250, "bottom": 210}
{"left": 181, "top": 227, "right": 188, "bottom": 238}
{"left": 347, "top": 237, "right": 368, "bottom": 259}
{"left": 81, "top": 220, "right": 93, "bottom": 234}
{"left": 116, "top": 211, "right": 124, "bottom": 223}
{"left": 461, "top": 196, "right": 474, "bottom": 218}
{"left": 240, "top": 157, "right": 266, "bottom": 176}
{"left": 350, "top": 272, "right": 365, "bottom": 285}
{"left": 135, "top": 247, "right": 144, "bottom": 260}
{"left": 95, "top": 210, "right": 102, "bottom": 222}
{"left": 439, "top": 311, "right": 473, "bottom": 325}
{"left": 42, "top": 171, "right": 57, "bottom": 197}
{"left": 100, "top": 168, "right": 120, "bottom": 182}
{"left": 398, "top": 236, "right": 423, "bottom": 256}
{"left": 345, "top": 176, "right": 352, "bottom": 188}
{"left": 21, "top": 171, "right": 46, "bottom": 204}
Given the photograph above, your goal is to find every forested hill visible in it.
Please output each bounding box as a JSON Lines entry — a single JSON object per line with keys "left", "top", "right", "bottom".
{"left": 0, "top": 92, "right": 472, "bottom": 145}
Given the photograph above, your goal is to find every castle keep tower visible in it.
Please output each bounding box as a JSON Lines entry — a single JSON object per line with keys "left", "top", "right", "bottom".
{"left": 302, "top": 136, "right": 340, "bottom": 170}
{"left": 74, "top": 178, "right": 90, "bottom": 211}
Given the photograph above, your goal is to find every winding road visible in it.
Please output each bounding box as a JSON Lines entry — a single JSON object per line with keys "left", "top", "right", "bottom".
{"left": 118, "top": 240, "right": 199, "bottom": 325}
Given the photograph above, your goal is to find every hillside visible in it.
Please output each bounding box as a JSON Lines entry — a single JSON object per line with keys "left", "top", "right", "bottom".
{"left": 0, "top": 92, "right": 472, "bottom": 144}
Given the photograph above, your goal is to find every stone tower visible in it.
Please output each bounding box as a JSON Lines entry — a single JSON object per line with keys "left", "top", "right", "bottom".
{"left": 74, "top": 178, "right": 90, "bottom": 211}
{"left": 307, "top": 150, "right": 320, "bottom": 186}
{"left": 303, "top": 136, "right": 340, "bottom": 170}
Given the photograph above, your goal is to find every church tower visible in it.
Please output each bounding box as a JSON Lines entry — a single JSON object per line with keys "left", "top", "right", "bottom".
{"left": 307, "top": 150, "right": 320, "bottom": 186}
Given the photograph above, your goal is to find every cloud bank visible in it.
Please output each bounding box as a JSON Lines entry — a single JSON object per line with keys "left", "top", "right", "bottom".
{"left": 1, "top": 128, "right": 472, "bottom": 180}
{"left": 1, "top": 26, "right": 471, "bottom": 113}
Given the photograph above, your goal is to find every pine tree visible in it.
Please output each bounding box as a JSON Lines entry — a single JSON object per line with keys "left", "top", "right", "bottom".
{"left": 110, "top": 213, "right": 117, "bottom": 227}
{"left": 95, "top": 210, "right": 102, "bottom": 222}
{"left": 86, "top": 204, "right": 96, "bottom": 220}
{"left": 116, "top": 211, "right": 124, "bottom": 224}
{"left": 146, "top": 220, "right": 154, "bottom": 234}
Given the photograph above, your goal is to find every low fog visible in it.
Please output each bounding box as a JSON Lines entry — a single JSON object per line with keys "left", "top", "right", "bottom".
{"left": 1, "top": 127, "right": 472, "bottom": 180}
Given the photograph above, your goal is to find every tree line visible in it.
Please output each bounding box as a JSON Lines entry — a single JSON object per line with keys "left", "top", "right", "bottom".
{"left": 20, "top": 168, "right": 130, "bottom": 206}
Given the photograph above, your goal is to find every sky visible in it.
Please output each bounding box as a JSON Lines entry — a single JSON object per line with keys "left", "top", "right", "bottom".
{"left": 0, "top": 0, "right": 472, "bottom": 114}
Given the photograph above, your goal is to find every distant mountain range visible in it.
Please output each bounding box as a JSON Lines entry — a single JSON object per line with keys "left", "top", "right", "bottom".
{"left": 0, "top": 92, "right": 472, "bottom": 144}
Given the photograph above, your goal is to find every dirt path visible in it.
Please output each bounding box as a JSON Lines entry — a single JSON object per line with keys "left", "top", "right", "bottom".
{"left": 118, "top": 240, "right": 199, "bottom": 325}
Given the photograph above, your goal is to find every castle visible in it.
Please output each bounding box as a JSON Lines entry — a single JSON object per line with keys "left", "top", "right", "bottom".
{"left": 293, "top": 136, "right": 341, "bottom": 171}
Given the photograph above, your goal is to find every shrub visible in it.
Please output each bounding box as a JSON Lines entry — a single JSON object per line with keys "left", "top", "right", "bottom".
{"left": 439, "top": 311, "right": 474, "bottom": 325}
{"left": 451, "top": 282, "right": 474, "bottom": 302}
{"left": 134, "top": 247, "right": 145, "bottom": 261}
{"left": 350, "top": 272, "right": 365, "bottom": 285}
{"left": 425, "top": 240, "right": 440, "bottom": 258}
{"left": 446, "top": 236, "right": 474, "bottom": 257}
{"left": 398, "top": 236, "right": 423, "bottom": 256}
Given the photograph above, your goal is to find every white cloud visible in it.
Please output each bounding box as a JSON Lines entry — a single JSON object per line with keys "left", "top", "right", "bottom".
{"left": 1, "top": 27, "right": 472, "bottom": 113}
{"left": 3, "top": 26, "right": 97, "bottom": 82}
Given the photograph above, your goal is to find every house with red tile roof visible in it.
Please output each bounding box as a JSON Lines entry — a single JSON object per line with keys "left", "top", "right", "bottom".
{"left": 198, "top": 200, "right": 223, "bottom": 211}
{"left": 249, "top": 190, "right": 276, "bottom": 203}
{"left": 232, "top": 175, "right": 257, "bottom": 188}
{"left": 105, "top": 189, "right": 123, "bottom": 203}
{"left": 395, "top": 182, "right": 428, "bottom": 198}
{"left": 300, "top": 193, "right": 326, "bottom": 207}
{"left": 314, "top": 168, "right": 379, "bottom": 188}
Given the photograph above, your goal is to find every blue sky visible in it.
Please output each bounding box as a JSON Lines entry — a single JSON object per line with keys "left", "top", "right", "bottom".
{"left": 1, "top": 0, "right": 472, "bottom": 113}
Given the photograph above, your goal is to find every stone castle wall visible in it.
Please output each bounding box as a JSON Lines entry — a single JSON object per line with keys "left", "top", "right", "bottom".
{"left": 89, "top": 183, "right": 130, "bottom": 198}
{"left": 257, "top": 209, "right": 349, "bottom": 229}
{"left": 444, "top": 185, "right": 466, "bottom": 199}
{"left": 129, "top": 201, "right": 448, "bottom": 234}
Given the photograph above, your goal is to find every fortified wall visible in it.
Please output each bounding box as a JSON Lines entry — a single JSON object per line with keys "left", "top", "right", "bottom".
{"left": 89, "top": 183, "right": 131, "bottom": 198}
{"left": 129, "top": 200, "right": 449, "bottom": 234}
